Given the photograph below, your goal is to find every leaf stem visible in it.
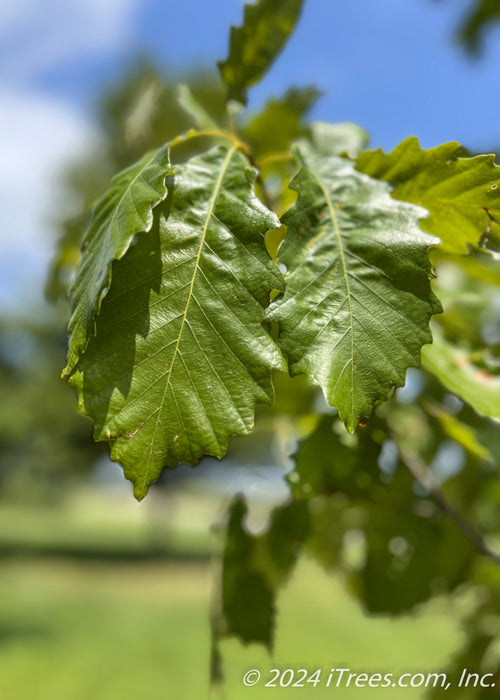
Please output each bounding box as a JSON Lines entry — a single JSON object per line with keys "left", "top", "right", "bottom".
{"left": 169, "top": 128, "right": 251, "bottom": 158}
{"left": 398, "top": 445, "right": 500, "bottom": 567}
{"left": 257, "top": 152, "right": 296, "bottom": 170}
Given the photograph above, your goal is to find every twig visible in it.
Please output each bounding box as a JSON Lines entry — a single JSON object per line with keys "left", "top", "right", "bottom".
{"left": 257, "top": 152, "right": 296, "bottom": 170}
{"left": 399, "top": 447, "right": 500, "bottom": 567}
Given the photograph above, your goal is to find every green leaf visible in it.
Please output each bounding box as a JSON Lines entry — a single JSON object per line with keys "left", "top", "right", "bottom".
{"left": 220, "top": 496, "right": 275, "bottom": 648}
{"left": 267, "top": 146, "right": 442, "bottom": 431}
{"left": 45, "top": 212, "right": 88, "bottom": 302}
{"left": 219, "top": 494, "right": 309, "bottom": 648}
{"left": 243, "top": 85, "right": 321, "bottom": 157}
{"left": 177, "top": 84, "right": 218, "bottom": 130}
{"left": 422, "top": 328, "right": 500, "bottom": 420}
{"left": 68, "top": 145, "right": 284, "bottom": 499}
{"left": 424, "top": 403, "right": 493, "bottom": 463}
{"left": 305, "top": 121, "right": 369, "bottom": 159}
{"left": 457, "top": 0, "right": 500, "bottom": 55}
{"left": 290, "top": 415, "right": 475, "bottom": 613}
{"left": 64, "top": 143, "right": 174, "bottom": 374}
{"left": 290, "top": 415, "right": 383, "bottom": 500}
{"left": 356, "top": 137, "right": 500, "bottom": 255}
{"left": 218, "top": 0, "right": 303, "bottom": 105}
{"left": 359, "top": 504, "right": 475, "bottom": 614}
{"left": 451, "top": 253, "right": 500, "bottom": 288}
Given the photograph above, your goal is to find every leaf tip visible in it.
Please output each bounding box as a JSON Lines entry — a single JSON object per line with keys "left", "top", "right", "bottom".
{"left": 345, "top": 420, "right": 357, "bottom": 435}
{"left": 133, "top": 481, "right": 149, "bottom": 502}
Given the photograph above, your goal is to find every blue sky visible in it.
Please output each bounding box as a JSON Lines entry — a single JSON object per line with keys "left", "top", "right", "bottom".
{"left": 2, "top": 0, "right": 500, "bottom": 313}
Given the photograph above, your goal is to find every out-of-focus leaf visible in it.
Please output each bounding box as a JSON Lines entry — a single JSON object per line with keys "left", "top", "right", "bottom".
{"left": 428, "top": 617, "right": 496, "bottom": 699}
{"left": 356, "top": 137, "right": 500, "bottom": 255}
{"left": 358, "top": 506, "right": 475, "bottom": 613}
{"left": 244, "top": 87, "right": 320, "bottom": 231}
{"left": 267, "top": 145, "right": 441, "bottom": 431}
{"left": 304, "top": 498, "right": 345, "bottom": 570}
{"left": 243, "top": 86, "right": 321, "bottom": 157}
{"left": 289, "top": 414, "right": 475, "bottom": 613}
{"left": 45, "top": 214, "right": 88, "bottom": 301}
{"left": 290, "top": 415, "right": 383, "bottom": 500}
{"left": 435, "top": 294, "right": 487, "bottom": 350}
{"left": 220, "top": 497, "right": 275, "bottom": 648}
{"left": 64, "top": 143, "right": 174, "bottom": 374}
{"left": 220, "top": 495, "right": 309, "bottom": 648}
{"left": 458, "top": 0, "right": 500, "bottom": 55}
{"left": 177, "top": 84, "right": 218, "bottom": 130}
{"left": 305, "top": 121, "right": 369, "bottom": 159}
{"left": 468, "top": 411, "right": 500, "bottom": 466}
{"left": 449, "top": 252, "right": 500, "bottom": 287}
{"left": 68, "top": 145, "right": 284, "bottom": 500}
{"left": 425, "top": 402, "right": 494, "bottom": 463}
{"left": 218, "top": 0, "right": 304, "bottom": 105}
{"left": 422, "top": 329, "right": 500, "bottom": 420}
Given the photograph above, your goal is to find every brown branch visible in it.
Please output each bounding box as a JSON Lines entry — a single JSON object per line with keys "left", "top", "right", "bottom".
{"left": 399, "top": 447, "right": 500, "bottom": 567}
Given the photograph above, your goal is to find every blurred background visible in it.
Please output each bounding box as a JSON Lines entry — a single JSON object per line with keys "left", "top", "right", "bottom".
{"left": 1, "top": 0, "right": 500, "bottom": 697}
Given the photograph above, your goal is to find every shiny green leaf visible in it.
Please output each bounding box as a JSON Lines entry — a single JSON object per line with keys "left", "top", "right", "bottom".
{"left": 65, "top": 143, "right": 174, "bottom": 374}
{"left": 218, "top": 0, "right": 303, "bottom": 105}
{"left": 356, "top": 137, "right": 500, "bottom": 255}
{"left": 68, "top": 145, "right": 284, "bottom": 499}
{"left": 267, "top": 146, "right": 442, "bottom": 431}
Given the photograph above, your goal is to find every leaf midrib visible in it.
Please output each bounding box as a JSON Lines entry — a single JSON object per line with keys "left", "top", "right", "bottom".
{"left": 139, "top": 145, "right": 237, "bottom": 493}
{"left": 309, "top": 166, "right": 355, "bottom": 423}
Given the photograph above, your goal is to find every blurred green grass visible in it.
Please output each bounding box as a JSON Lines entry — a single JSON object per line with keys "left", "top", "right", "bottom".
{"left": 0, "top": 492, "right": 463, "bottom": 699}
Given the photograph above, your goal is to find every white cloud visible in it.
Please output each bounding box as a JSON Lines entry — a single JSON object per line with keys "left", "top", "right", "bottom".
{"left": 0, "top": 91, "right": 100, "bottom": 311}
{"left": 0, "top": 0, "right": 141, "bottom": 86}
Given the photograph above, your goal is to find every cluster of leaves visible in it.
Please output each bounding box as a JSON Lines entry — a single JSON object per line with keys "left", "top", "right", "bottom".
{"left": 62, "top": 1, "right": 499, "bottom": 499}
{"left": 56, "top": 0, "right": 500, "bottom": 693}
{"left": 216, "top": 367, "right": 500, "bottom": 694}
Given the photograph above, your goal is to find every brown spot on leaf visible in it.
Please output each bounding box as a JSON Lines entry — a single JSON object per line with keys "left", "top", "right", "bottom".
{"left": 475, "top": 369, "right": 494, "bottom": 383}
{"left": 126, "top": 421, "right": 145, "bottom": 439}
